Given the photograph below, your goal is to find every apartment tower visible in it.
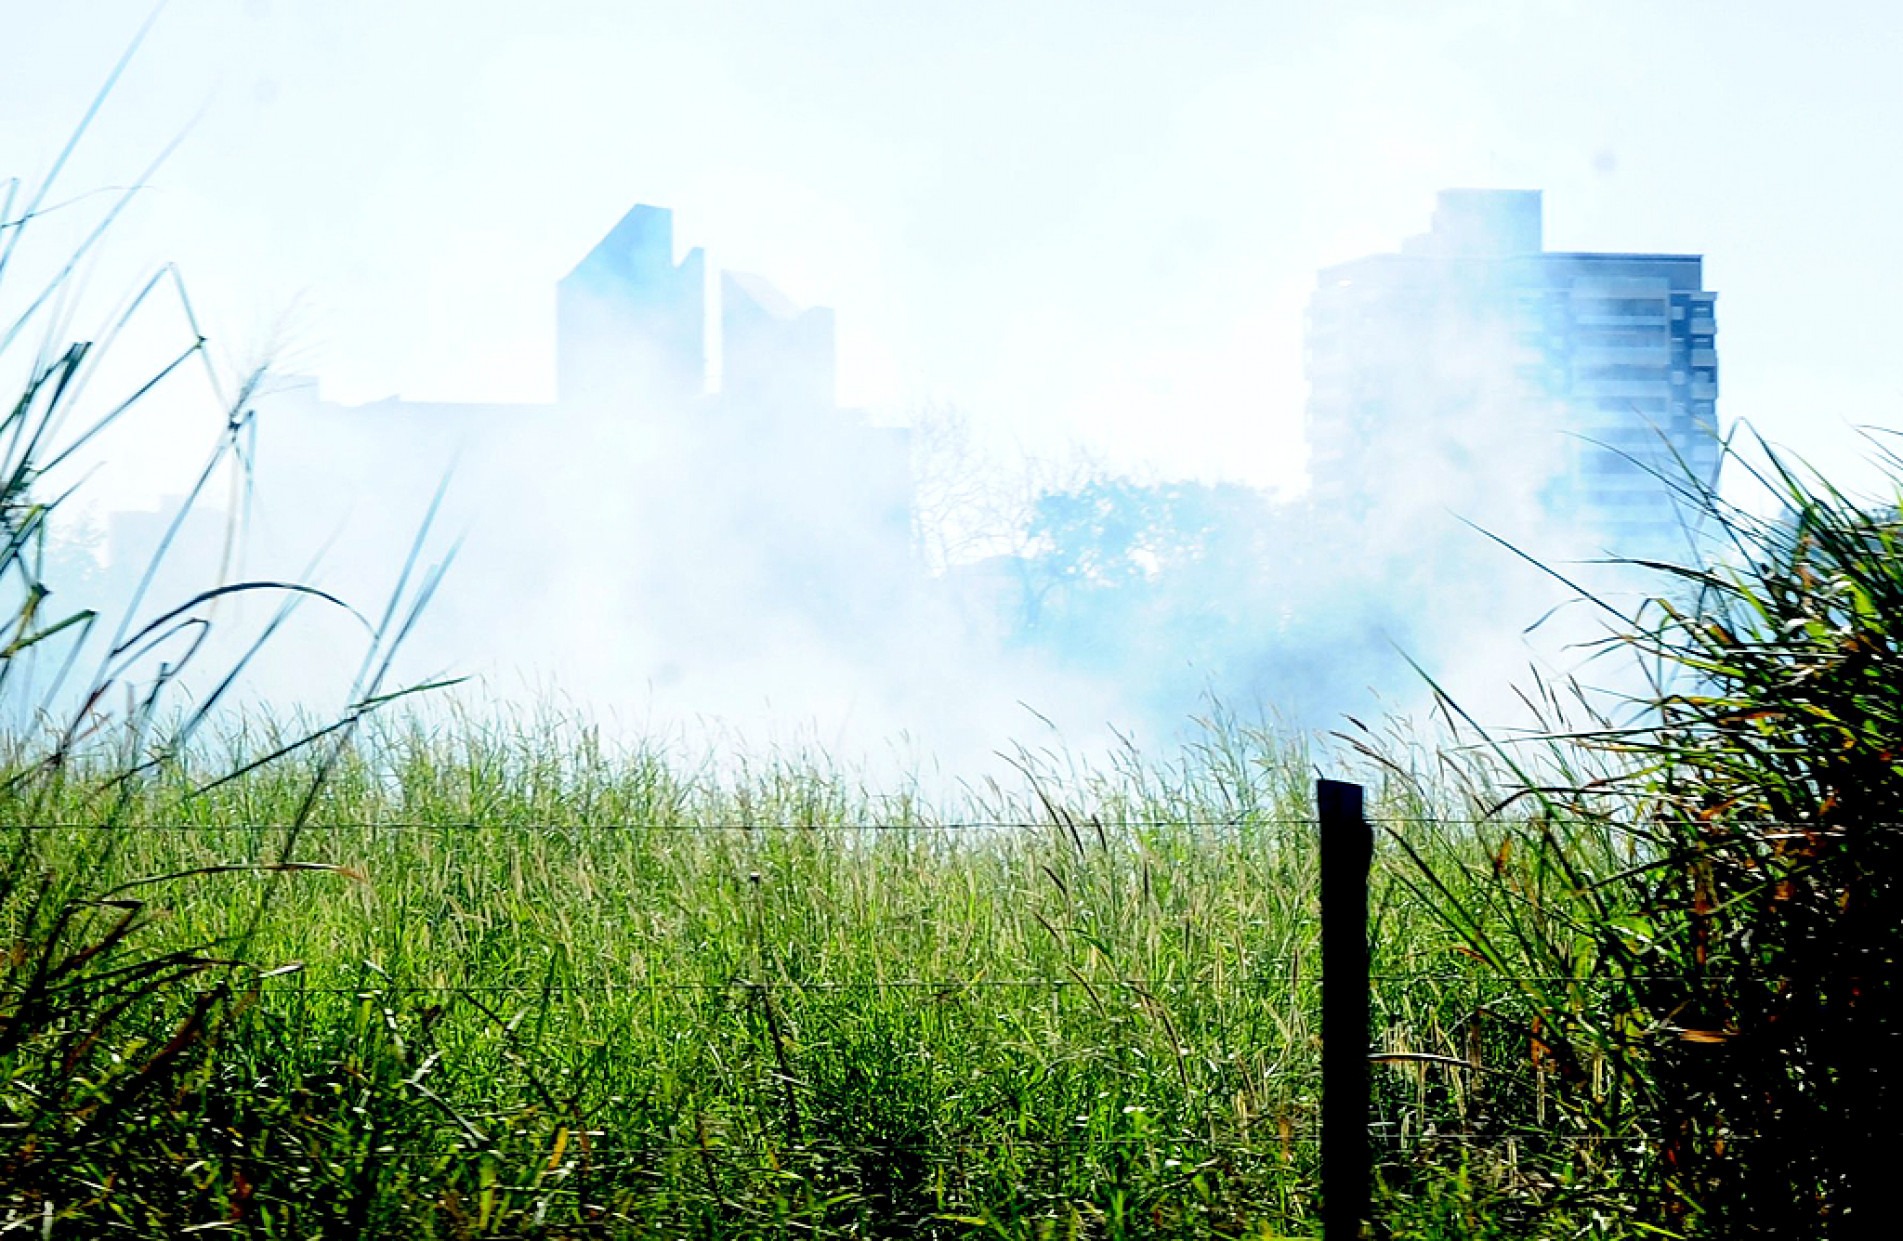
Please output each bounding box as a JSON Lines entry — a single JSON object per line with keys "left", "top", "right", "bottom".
{"left": 1305, "top": 190, "right": 1720, "bottom": 555}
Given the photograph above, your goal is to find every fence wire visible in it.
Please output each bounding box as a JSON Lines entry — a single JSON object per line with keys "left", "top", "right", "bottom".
{"left": 2, "top": 815, "right": 1887, "bottom": 831}
{"left": 1, "top": 817, "right": 1309, "bottom": 832}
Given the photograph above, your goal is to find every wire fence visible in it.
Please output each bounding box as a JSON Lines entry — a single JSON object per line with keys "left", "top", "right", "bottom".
{"left": 0, "top": 816, "right": 1883, "bottom": 831}
{"left": 1, "top": 817, "right": 1306, "bottom": 832}
{"left": 225, "top": 977, "right": 1697, "bottom": 994}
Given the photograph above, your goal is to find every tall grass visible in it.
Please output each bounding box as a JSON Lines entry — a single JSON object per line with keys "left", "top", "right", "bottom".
{"left": 7, "top": 696, "right": 1702, "bottom": 1239}
{"left": 2, "top": 28, "right": 454, "bottom": 1234}
{"left": 1365, "top": 435, "right": 1903, "bottom": 1239}
{"left": 5, "top": 714, "right": 1333, "bottom": 1237}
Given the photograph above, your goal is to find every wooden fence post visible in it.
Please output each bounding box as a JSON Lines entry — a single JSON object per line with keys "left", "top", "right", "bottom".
{"left": 1318, "top": 778, "right": 1371, "bottom": 1241}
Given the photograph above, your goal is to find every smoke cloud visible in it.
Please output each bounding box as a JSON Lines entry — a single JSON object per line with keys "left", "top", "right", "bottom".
{"left": 31, "top": 191, "right": 1717, "bottom": 784}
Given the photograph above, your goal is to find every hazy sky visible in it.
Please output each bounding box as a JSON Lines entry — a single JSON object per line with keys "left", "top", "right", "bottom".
{"left": 6, "top": 0, "right": 1903, "bottom": 499}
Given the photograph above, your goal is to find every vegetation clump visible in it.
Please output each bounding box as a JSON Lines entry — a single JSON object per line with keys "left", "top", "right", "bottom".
{"left": 1367, "top": 440, "right": 1903, "bottom": 1239}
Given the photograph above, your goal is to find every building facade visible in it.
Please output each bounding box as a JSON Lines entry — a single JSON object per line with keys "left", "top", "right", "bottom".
{"left": 1305, "top": 189, "right": 1720, "bottom": 556}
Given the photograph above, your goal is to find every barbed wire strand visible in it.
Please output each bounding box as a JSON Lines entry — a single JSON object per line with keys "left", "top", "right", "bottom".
{"left": 2, "top": 816, "right": 1893, "bottom": 832}
{"left": 8, "top": 1133, "right": 1732, "bottom": 1169}
{"left": 225, "top": 972, "right": 1803, "bottom": 996}
{"left": 4, "top": 818, "right": 1297, "bottom": 832}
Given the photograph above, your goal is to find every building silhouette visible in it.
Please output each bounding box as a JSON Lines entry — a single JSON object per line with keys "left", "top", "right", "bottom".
{"left": 1305, "top": 189, "right": 1720, "bottom": 555}
{"left": 556, "top": 204, "right": 706, "bottom": 407}
{"left": 209, "top": 203, "right": 916, "bottom": 690}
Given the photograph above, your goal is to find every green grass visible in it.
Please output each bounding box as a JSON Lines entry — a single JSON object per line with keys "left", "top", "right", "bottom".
{"left": 1, "top": 713, "right": 1329, "bottom": 1237}
{"left": 0, "top": 706, "right": 1686, "bottom": 1238}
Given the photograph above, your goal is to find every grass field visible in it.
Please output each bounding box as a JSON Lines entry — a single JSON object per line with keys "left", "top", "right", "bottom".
{"left": 3, "top": 709, "right": 1582, "bottom": 1238}
{"left": 18, "top": 459, "right": 1899, "bottom": 1239}
{"left": 11, "top": 473, "right": 1900, "bottom": 1240}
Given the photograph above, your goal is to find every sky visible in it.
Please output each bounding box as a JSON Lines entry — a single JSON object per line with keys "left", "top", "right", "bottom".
{"left": 6, "top": 0, "right": 1903, "bottom": 509}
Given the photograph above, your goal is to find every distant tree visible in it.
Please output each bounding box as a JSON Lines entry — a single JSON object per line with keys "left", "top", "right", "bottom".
{"left": 907, "top": 405, "right": 1096, "bottom": 575}
{"left": 1015, "top": 477, "right": 1288, "bottom": 711}
{"left": 1026, "top": 478, "right": 1275, "bottom": 592}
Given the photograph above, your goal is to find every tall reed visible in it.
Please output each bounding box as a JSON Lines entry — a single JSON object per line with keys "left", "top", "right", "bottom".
{"left": 2, "top": 22, "right": 451, "bottom": 1229}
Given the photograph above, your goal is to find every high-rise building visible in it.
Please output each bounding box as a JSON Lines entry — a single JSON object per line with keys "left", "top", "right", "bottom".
{"left": 1305, "top": 190, "right": 1720, "bottom": 556}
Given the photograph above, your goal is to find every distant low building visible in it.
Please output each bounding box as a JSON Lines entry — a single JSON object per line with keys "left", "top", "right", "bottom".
{"left": 1305, "top": 189, "right": 1720, "bottom": 557}
{"left": 721, "top": 270, "right": 836, "bottom": 415}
